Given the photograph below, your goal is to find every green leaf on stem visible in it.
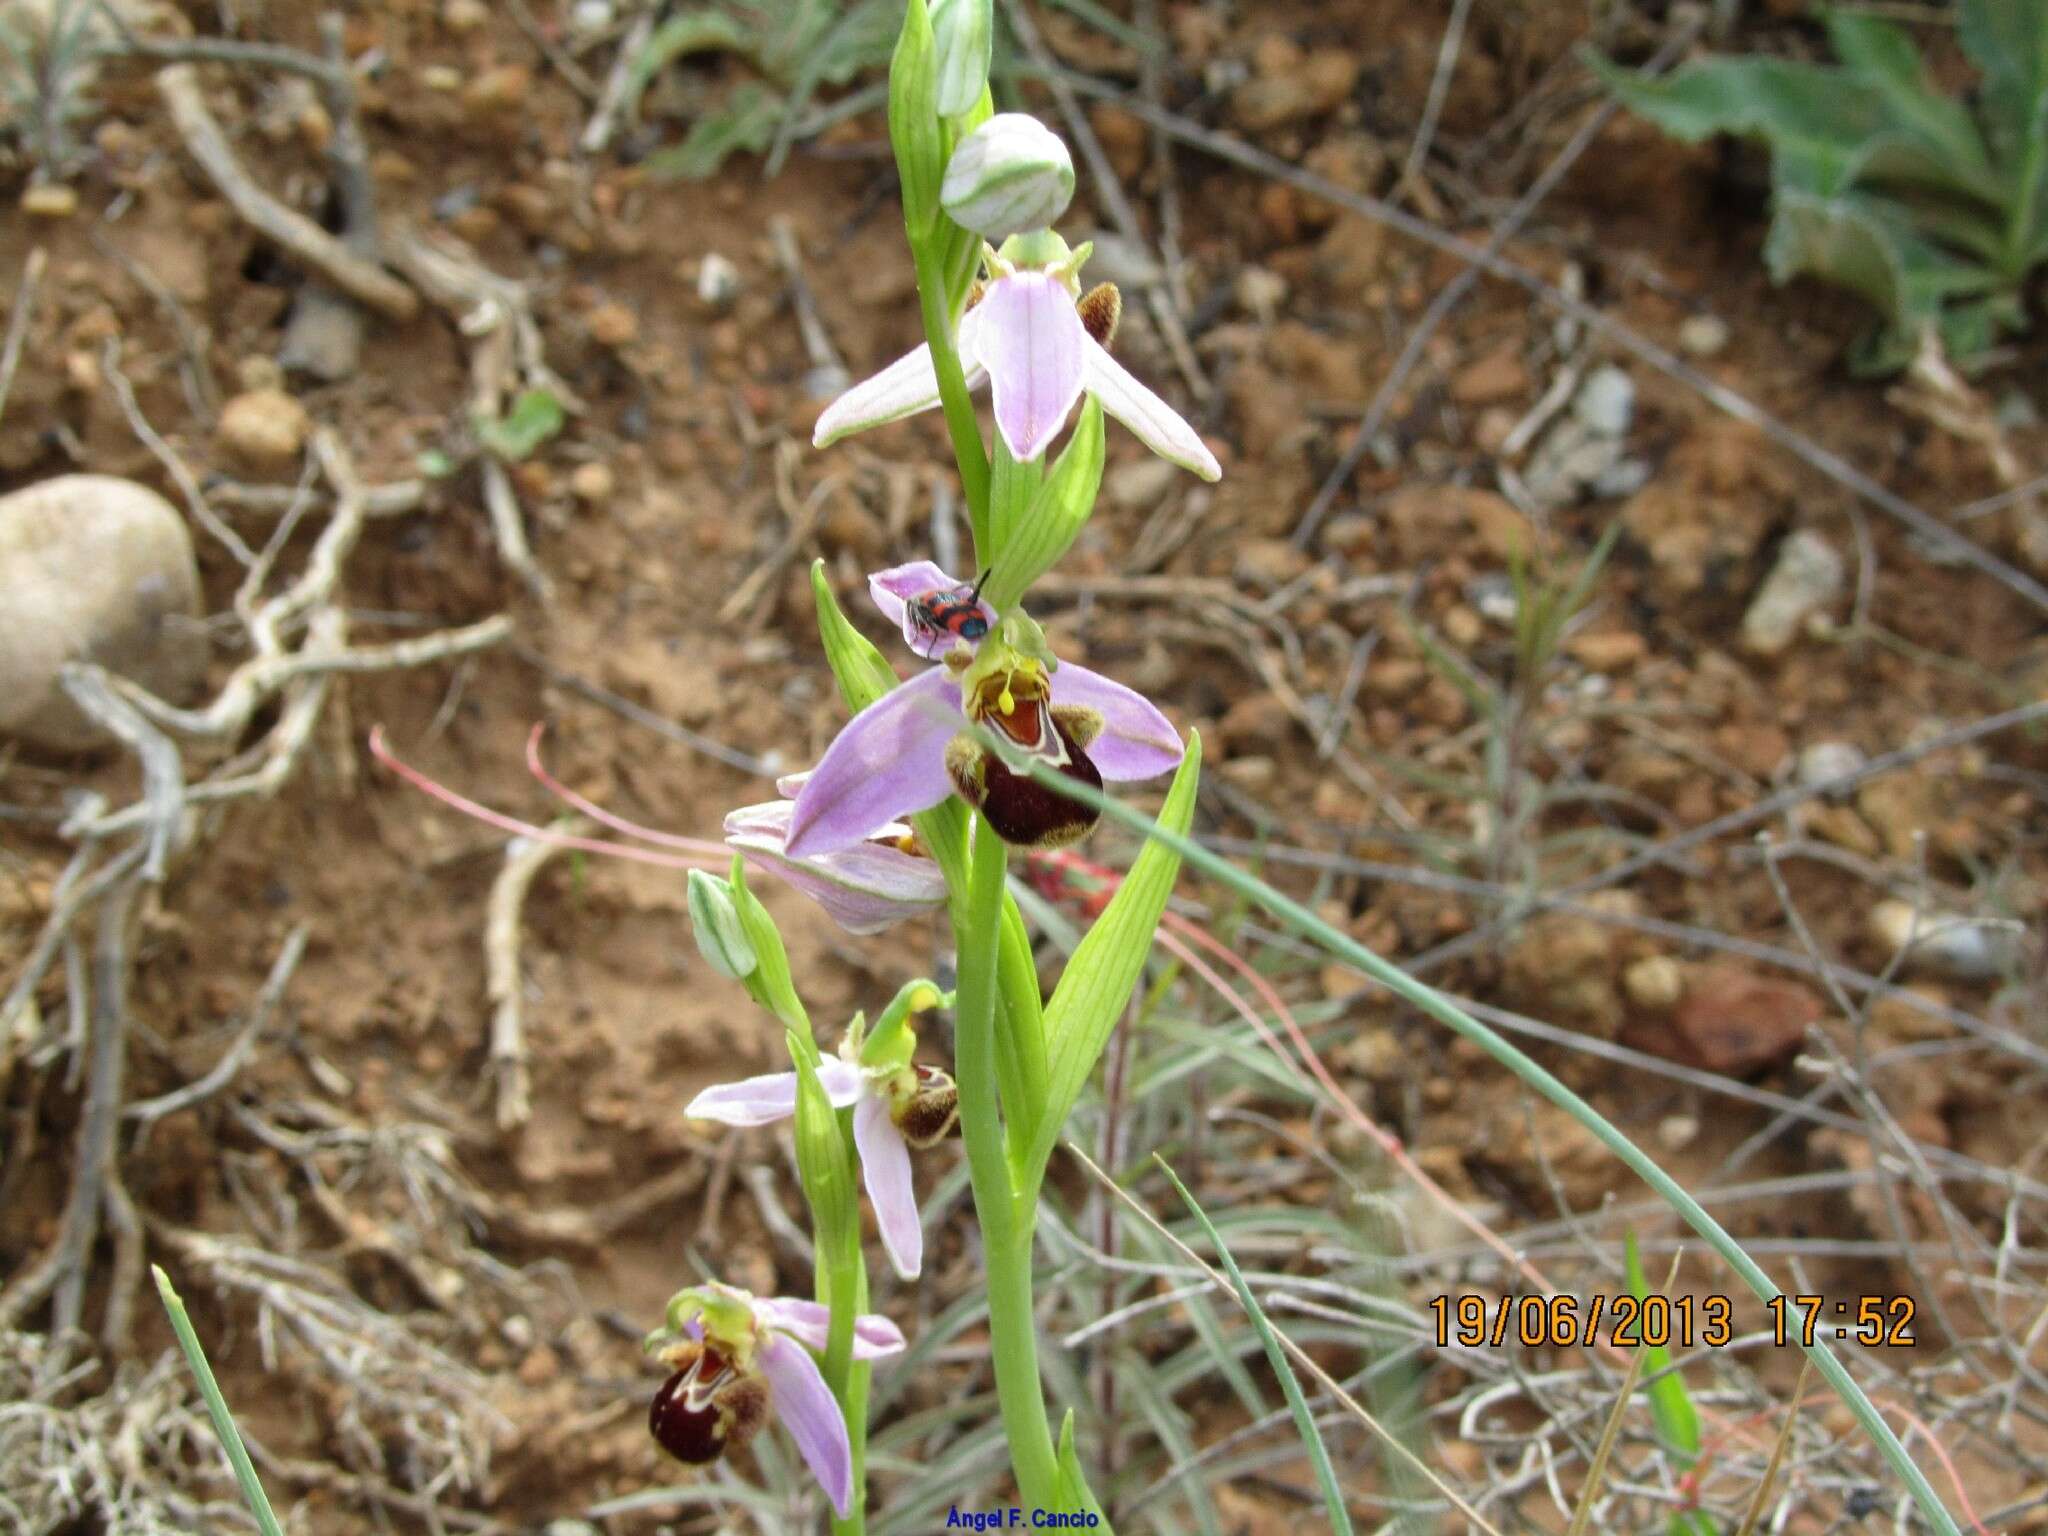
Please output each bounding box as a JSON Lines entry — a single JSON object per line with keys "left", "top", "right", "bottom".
{"left": 811, "top": 558, "right": 902, "bottom": 715}
{"left": 475, "top": 389, "right": 565, "bottom": 462}
{"left": 982, "top": 398, "right": 1104, "bottom": 613}
{"left": 793, "top": 1040, "right": 858, "bottom": 1256}
{"left": 729, "top": 854, "right": 810, "bottom": 1036}
{"left": 1022, "top": 732, "right": 1202, "bottom": 1188}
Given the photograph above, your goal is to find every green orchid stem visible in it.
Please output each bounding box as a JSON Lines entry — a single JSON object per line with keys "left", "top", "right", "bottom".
{"left": 957, "top": 816, "right": 1063, "bottom": 1509}
{"left": 825, "top": 1143, "right": 871, "bottom": 1536}
{"left": 1005, "top": 751, "right": 1963, "bottom": 1536}
{"left": 912, "top": 242, "right": 991, "bottom": 553}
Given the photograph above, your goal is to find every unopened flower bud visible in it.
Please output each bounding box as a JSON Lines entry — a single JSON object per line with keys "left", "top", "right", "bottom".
{"left": 687, "top": 869, "right": 757, "bottom": 980}
{"left": 941, "top": 114, "right": 1075, "bottom": 241}
{"left": 928, "top": 0, "right": 992, "bottom": 117}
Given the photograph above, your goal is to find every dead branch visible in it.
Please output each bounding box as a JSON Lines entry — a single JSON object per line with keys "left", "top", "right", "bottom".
{"left": 101, "top": 336, "right": 254, "bottom": 566}
{"left": 279, "top": 15, "right": 386, "bottom": 381}
{"left": 0, "top": 874, "right": 141, "bottom": 1336}
{"left": 156, "top": 64, "right": 417, "bottom": 321}
{"left": 485, "top": 826, "right": 585, "bottom": 1132}
{"left": 127, "top": 924, "right": 310, "bottom": 1144}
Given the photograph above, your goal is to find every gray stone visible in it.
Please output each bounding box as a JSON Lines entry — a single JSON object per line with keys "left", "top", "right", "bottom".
{"left": 1741, "top": 529, "right": 1843, "bottom": 656}
{"left": 0, "top": 475, "right": 206, "bottom": 751}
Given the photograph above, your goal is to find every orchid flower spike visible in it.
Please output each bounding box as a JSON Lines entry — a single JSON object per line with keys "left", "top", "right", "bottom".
{"left": 786, "top": 562, "right": 1183, "bottom": 856}
{"left": 814, "top": 231, "right": 1220, "bottom": 480}
{"left": 644, "top": 1280, "right": 905, "bottom": 1518}
{"left": 685, "top": 995, "right": 960, "bottom": 1280}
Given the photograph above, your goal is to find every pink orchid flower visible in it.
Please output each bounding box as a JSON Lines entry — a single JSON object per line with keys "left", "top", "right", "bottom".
{"left": 645, "top": 1281, "right": 905, "bottom": 1518}
{"left": 813, "top": 234, "right": 1220, "bottom": 480}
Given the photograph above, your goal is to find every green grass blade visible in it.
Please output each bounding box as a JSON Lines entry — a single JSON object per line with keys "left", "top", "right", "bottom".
{"left": 992, "top": 742, "right": 1963, "bottom": 1536}
{"left": 1624, "top": 1231, "right": 1701, "bottom": 1463}
{"left": 1156, "top": 1158, "right": 1356, "bottom": 1536}
{"left": 153, "top": 1264, "right": 287, "bottom": 1536}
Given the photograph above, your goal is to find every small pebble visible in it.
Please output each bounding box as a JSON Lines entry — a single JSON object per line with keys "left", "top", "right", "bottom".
{"left": 1741, "top": 529, "right": 1844, "bottom": 656}
{"left": 0, "top": 477, "right": 206, "bottom": 751}
{"left": 1657, "top": 1113, "right": 1699, "bottom": 1152}
{"left": 696, "top": 252, "right": 742, "bottom": 309}
{"left": 587, "top": 302, "right": 638, "bottom": 348}
{"left": 1678, "top": 313, "right": 1730, "bottom": 357}
{"left": 1796, "top": 740, "right": 1866, "bottom": 792}
{"left": 218, "top": 388, "right": 312, "bottom": 468}
{"left": 1624, "top": 955, "right": 1685, "bottom": 1011}
{"left": 20, "top": 182, "right": 78, "bottom": 218}
{"left": 570, "top": 461, "right": 615, "bottom": 505}
{"left": 1572, "top": 366, "right": 1635, "bottom": 438}
{"left": 444, "top": 0, "right": 489, "bottom": 31}
{"left": 1868, "top": 900, "right": 2018, "bottom": 982}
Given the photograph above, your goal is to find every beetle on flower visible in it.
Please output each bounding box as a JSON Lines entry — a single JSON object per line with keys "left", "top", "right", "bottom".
{"left": 644, "top": 1281, "right": 905, "bottom": 1518}
{"left": 787, "top": 562, "right": 1183, "bottom": 856}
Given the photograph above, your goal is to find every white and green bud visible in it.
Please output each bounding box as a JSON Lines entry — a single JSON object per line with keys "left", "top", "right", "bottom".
{"left": 687, "top": 869, "right": 757, "bottom": 981}
{"left": 928, "top": 0, "right": 992, "bottom": 118}
{"left": 941, "top": 114, "right": 1075, "bottom": 241}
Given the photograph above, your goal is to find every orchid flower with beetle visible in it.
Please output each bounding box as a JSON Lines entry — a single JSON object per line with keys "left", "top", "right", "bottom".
{"left": 787, "top": 560, "right": 1185, "bottom": 856}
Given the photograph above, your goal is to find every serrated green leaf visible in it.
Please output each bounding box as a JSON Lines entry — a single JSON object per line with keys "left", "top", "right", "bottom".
{"left": 646, "top": 82, "right": 785, "bottom": 180}
{"left": 1022, "top": 732, "right": 1201, "bottom": 1188}
{"left": 475, "top": 389, "right": 564, "bottom": 462}
{"left": 1825, "top": 10, "right": 2000, "bottom": 201}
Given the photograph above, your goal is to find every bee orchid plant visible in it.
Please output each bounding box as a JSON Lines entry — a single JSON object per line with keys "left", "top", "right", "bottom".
{"left": 382, "top": 4, "right": 1208, "bottom": 1525}
{"left": 657, "top": 5, "right": 1211, "bottom": 1526}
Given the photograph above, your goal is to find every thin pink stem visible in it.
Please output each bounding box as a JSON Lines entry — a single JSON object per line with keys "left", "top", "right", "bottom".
{"left": 368, "top": 726, "right": 725, "bottom": 874}
{"left": 523, "top": 723, "right": 731, "bottom": 858}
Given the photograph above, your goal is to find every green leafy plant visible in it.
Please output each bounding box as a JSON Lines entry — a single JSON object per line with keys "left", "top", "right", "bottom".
{"left": 474, "top": 388, "right": 565, "bottom": 462}
{"left": 1592, "top": 1, "right": 2048, "bottom": 373}
{"left": 627, "top": 0, "right": 898, "bottom": 180}
{"left": 1624, "top": 1232, "right": 1714, "bottom": 1536}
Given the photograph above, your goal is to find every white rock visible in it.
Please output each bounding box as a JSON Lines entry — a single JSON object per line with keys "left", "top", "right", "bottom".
{"left": 696, "top": 252, "right": 741, "bottom": 310}
{"left": 0, "top": 476, "right": 205, "bottom": 751}
{"left": 1797, "top": 740, "right": 1866, "bottom": 792}
{"left": 1573, "top": 366, "right": 1635, "bottom": 438}
{"left": 1868, "top": 899, "right": 2019, "bottom": 982}
{"left": 1741, "top": 529, "right": 1843, "bottom": 656}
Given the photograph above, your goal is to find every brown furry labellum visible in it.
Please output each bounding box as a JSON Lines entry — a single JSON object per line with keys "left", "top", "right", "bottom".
{"left": 947, "top": 697, "right": 1105, "bottom": 850}
{"left": 649, "top": 1342, "right": 770, "bottom": 1466}
{"left": 892, "top": 1063, "right": 961, "bottom": 1148}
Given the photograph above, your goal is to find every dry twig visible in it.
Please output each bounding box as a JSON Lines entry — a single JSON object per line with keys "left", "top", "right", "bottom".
{"left": 156, "top": 64, "right": 417, "bottom": 320}
{"left": 485, "top": 826, "right": 584, "bottom": 1132}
